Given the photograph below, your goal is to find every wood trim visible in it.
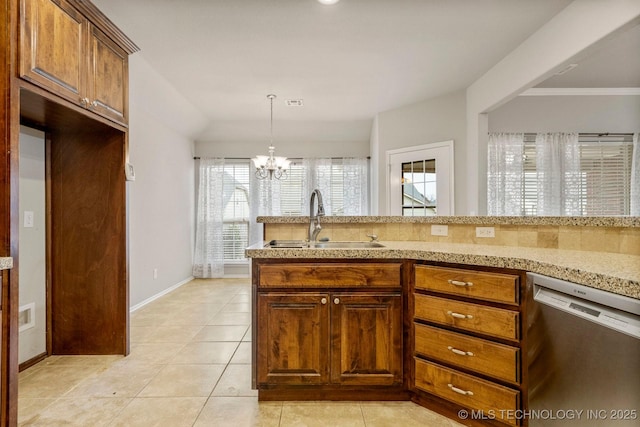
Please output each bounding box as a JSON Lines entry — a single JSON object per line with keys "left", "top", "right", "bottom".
{"left": 18, "top": 352, "right": 47, "bottom": 372}
{"left": 68, "top": 0, "right": 139, "bottom": 54}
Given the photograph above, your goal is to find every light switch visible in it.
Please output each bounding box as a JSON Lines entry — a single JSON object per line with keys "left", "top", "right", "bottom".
{"left": 24, "top": 211, "right": 34, "bottom": 228}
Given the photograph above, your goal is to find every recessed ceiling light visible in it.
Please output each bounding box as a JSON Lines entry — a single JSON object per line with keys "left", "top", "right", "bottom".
{"left": 317, "top": 0, "right": 340, "bottom": 5}
{"left": 285, "top": 99, "right": 304, "bottom": 107}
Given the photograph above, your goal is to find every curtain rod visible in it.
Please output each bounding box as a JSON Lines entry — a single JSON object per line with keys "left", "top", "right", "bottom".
{"left": 193, "top": 156, "right": 371, "bottom": 160}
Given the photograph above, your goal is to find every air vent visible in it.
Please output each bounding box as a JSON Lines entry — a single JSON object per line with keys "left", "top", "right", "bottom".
{"left": 19, "top": 303, "right": 35, "bottom": 332}
{"left": 555, "top": 63, "right": 578, "bottom": 75}
{"left": 285, "top": 99, "right": 304, "bottom": 107}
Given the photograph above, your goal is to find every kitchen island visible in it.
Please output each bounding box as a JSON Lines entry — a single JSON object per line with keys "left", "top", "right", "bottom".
{"left": 247, "top": 216, "right": 639, "bottom": 426}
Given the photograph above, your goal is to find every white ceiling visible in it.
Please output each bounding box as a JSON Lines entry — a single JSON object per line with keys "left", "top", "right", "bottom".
{"left": 95, "top": 0, "right": 632, "bottom": 142}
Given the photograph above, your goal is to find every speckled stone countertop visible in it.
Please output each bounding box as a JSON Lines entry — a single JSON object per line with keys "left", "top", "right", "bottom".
{"left": 0, "top": 257, "right": 13, "bottom": 270}
{"left": 257, "top": 216, "right": 640, "bottom": 227}
{"left": 245, "top": 242, "right": 640, "bottom": 299}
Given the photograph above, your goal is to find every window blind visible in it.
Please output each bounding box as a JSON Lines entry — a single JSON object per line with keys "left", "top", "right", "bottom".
{"left": 522, "top": 133, "right": 633, "bottom": 216}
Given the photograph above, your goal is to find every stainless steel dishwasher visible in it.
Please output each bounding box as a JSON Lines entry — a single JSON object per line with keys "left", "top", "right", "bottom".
{"left": 526, "top": 273, "right": 640, "bottom": 426}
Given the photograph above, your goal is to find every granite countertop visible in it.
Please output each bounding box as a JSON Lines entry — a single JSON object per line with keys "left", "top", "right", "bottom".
{"left": 0, "top": 257, "right": 13, "bottom": 270}
{"left": 245, "top": 241, "right": 640, "bottom": 299}
{"left": 257, "top": 215, "right": 640, "bottom": 227}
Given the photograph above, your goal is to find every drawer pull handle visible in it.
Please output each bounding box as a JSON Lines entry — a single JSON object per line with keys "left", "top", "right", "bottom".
{"left": 447, "top": 311, "right": 473, "bottom": 319}
{"left": 448, "top": 279, "right": 473, "bottom": 287}
{"left": 448, "top": 346, "right": 474, "bottom": 357}
{"left": 334, "top": 298, "right": 340, "bottom": 305}
{"left": 448, "top": 383, "right": 474, "bottom": 396}
{"left": 321, "top": 298, "right": 327, "bottom": 305}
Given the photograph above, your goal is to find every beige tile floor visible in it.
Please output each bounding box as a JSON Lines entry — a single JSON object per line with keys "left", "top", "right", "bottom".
{"left": 18, "top": 278, "right": 464, "bottom": 426}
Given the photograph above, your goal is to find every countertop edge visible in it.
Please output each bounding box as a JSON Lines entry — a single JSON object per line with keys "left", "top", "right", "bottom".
{"left": 0, "top": 257, "right": 13, "bottom": 270}
{"left": 245, "top": 243, "right": 640, "bottom": 299}
{"left": 256, "top": 215, "right": 640, "bottom": 227}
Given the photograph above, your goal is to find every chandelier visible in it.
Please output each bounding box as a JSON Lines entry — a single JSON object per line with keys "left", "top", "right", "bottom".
{"left": 252, "top": 94, "right": 290, "bottom": 180}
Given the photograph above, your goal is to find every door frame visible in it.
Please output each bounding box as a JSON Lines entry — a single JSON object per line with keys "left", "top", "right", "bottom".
{"left": 386, "top": 140, "right": 454, "bottom": 216}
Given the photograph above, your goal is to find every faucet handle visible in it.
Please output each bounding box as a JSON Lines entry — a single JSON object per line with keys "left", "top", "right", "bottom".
{"left": 366, "top": 233, "right": 378, "bottom": 242}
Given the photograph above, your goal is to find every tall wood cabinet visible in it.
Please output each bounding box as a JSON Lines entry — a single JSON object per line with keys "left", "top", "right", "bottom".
{"left": 1, "top": 0, "right": 138, "bottom": 424}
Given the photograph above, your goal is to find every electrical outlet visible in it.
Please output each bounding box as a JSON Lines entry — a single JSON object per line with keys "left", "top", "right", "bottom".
{"left": 431, "top": 225, "right": 448, "bottom": 237}
{"left": 476, "top": 226, "right": 495, "bottom": 238}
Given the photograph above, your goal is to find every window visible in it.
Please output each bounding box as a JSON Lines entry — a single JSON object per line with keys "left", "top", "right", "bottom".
{"left": 277, "top": 158, "right": 369, "bottom": 216}
{"left": 522, "top": 133, "right": 634, "bottom": 216}
{"left": 222, "top": 162, "right": 250, "bottom": 262}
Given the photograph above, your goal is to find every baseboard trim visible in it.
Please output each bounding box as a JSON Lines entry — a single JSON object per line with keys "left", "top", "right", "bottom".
{"left": 19, "top": 352, "right": 47, "bottom": 372}
{"left": 130, "top": 276, "right": 194, "bottom": 313}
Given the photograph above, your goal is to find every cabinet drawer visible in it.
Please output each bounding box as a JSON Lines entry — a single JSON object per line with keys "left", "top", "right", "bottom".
{"left": 258, "top": 263, "right": 401, "bottom": 288}
{"left": 414, "top": 294, "right": 519, "bottom": 340}
{"left": 415, "top": 324, "right": 519, "bottom": 383}
{"left": 415, "top": 265, "right": 519, "bottom": 305}
{"left": 415, "top": 359, "right": 520, "bottom": 426}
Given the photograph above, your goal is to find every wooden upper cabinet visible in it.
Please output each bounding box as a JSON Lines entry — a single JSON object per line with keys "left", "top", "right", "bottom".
{"left": 87, "top": 26, "right": 128, "bottom": 123}
{"left": 19, "top": 0, "right": 136, "bottom": 125}
{"left": 20, "top": 0, "right": 87, "bottom": 101}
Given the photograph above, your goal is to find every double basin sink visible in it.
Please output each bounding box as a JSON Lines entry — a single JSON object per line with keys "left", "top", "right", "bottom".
{"left": 266, "top": 240, "right": 385, "bottom": 249}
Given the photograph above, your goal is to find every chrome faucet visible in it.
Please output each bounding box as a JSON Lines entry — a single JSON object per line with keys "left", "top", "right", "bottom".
{"left": 309, "top": 189, "right": 325, "bottom": 243}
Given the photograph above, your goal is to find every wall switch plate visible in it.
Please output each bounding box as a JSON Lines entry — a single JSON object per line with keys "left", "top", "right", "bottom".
{"left": 431, "top": 225, "right": 448, "bottom": 237}
{"left": 476, "top": 226, "right": 495, "bottom": 238}
{"left": 153, "top": 268, "right": 158, "bottom": 279}
{"left": 24, "top": 211, "right": 34, "bottom": 228}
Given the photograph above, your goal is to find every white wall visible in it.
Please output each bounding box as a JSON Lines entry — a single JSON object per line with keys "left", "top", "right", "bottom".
{"left": 466, "top": 0, "right": 640, "bottom": 215}
{"left": 375, "top": 90, "right": 467, "bottom": 214}
{"left": 18, "top": 127, "right": 46, "bottom": 364}
{"left": 127, "top": 55, "right": 207, "bottom": 308}
{"left": 489, "top": 95, "right": 640, "bottom": 132}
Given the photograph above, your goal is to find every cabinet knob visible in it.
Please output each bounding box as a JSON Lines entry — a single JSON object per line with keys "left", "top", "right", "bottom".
{"left": 334, "top": 297, "right": 340, "bottom": 305}
{"left": 447, "top": 383, "right": 474, "bottom": 396}
{"left": 91, "top": 100, "right": 98, "bottom": 107}
{"left": 321, "top": 298, "right": 327, "bottom": 305}
{"left": 448, "top": 279, "right": 473, "bottom": 287}
{"left": 80, "top": 97, "right": 89, "bottom": 105}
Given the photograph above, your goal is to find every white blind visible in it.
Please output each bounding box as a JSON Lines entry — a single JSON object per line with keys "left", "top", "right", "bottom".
{"left": 222, "top": 162, "right": 250, "bottom": 262}
{"left": 279, "top": 163, "right": 306, "bottom": 215}
{"left": 523, "top": 133, "right": 633, "bottom": 216}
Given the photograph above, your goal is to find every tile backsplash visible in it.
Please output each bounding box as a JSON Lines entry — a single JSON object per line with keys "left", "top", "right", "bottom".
{"left": 264, "top": 223, "right": 640, "bottom": 256}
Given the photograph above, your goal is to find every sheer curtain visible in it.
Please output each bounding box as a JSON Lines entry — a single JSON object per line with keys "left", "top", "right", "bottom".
{"left": 487, "top": 133, "right": 524, "bottom": 215}
{"left": 632, "top": 133, "right": 640, "bottom": 216}
{"left": 342, "top": 158, "right": 369, "bottom": 215}
{"left": 302, "top": 158, "right": 332, "bottom": 215}
{"left": 248, "top": 171, "right": 282, "bottom": 246}
{"left": 193, "top": 158, "right": 226, "bottom": 278}
{"left": 536, "top": 132, "right": 581, "bottom": 215}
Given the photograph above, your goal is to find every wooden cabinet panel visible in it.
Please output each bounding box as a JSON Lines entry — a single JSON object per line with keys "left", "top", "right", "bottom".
{"left": 20, "top": 0, "right": 131, "bottom": 125}
{"left": 415, "top": 359, "right": 520, "bottom": 426}
{"left": 415, "top": 324, "right": 519, "bottom": 383}
{"left": 331, "top": 293, "right": 402, "bottom": 386}
{"left": 415, "top": 265, "right": 519, "bottom": 305}
{"left": 257, "top": 293, "right": 329, "bottom": 385}
{"left": 259, "top": 263, "right": 401, "bottom": 288}
{"left": 87, "top": 26, "right": 127, "bottom": 123}
{"left": 20, "top": 0, "right": 87, "bottom": 102}
{"left": 415, "top": 294, "right": 519, "bottom": 340}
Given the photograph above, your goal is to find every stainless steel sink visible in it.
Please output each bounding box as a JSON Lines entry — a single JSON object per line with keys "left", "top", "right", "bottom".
{"left": 265, "top": 240, "right": 308, "bottom": 248}
{"left": 265, "top": 240, "right": 385, "bottom": 249}
{"left": 310, "top": 241, "right": 385, "bottom": 249}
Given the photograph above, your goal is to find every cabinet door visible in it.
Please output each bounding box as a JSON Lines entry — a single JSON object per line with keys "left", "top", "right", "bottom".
{"left": 20, "top": 0, "right": 87, "bottom": 104}
{"left": 257, "top": 293, "right": 330, "bottom": 385}
{"left": 87, "top": 26, "right": 128, "bottom": 124}
{"left": 331, "top": 293, "right": 402, "bottom": 386}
